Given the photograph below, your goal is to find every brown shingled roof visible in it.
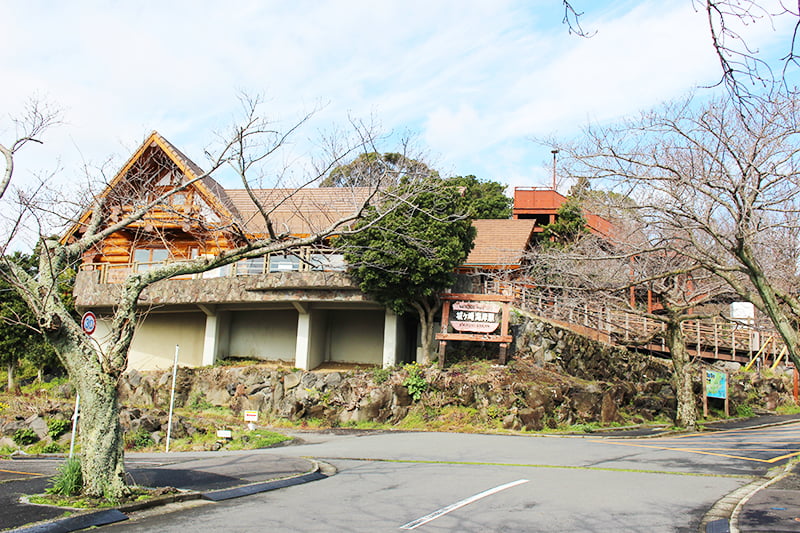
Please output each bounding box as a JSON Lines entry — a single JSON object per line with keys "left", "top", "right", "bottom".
{"left": 226, "top": 187, "right": 375, "bottom": 236}
{"left": 464, "top": 219, "right": 536, "bottom": 268}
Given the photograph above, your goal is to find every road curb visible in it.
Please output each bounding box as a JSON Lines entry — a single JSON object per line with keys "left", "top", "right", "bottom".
{"left": 5, "top": 458, "right": 335, "bottom": 533}
{"left": 698, "top": 461, "right": 795, "bottom": 533}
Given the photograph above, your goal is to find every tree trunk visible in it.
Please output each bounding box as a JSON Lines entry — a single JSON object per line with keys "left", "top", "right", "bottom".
{"left": 418, "top": 312, "right": 435, "bottom": 364}
{"left": 7, "top": 360, "right": 13, "bottom": 393}
{"left": 413, "top": 298, "right": 439, "bottom": 364}
{"left": 48, "top": 335, "right": 128, "bottom": 500}
{"left": 74, "top": 368, "right": 127, "bottom": 499}
{"left": 664, "top": 318, "right": 697, "bottom": 430}
{"left": 738, "top": 246, "right": 800, "bottom": 369}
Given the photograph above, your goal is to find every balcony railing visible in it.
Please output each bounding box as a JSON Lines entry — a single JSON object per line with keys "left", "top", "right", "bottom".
{"left": 81, "top": 251, "right": 346, "bottom": 284}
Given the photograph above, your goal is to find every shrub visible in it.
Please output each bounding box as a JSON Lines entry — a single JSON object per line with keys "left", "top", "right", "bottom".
{"left": 46, "top": 458, "right": 82, "bottom": 496}
{"left": 188, "top": 392, "right": 215, "bottom": 411}
{"left": 47, "top": 418, "right": 72, "bottom": 440}
{"left": 12, "top": 428, "right": 39, "bottom": 446}
{"left": 40, "top": 442, "right": 63, "bottom": 454}
{"left": 372, "top": 366, "right": 392, "bottom": 384}
{"left": 403, "top": 363, "right": 428, "bottom": 401}
{"left": 124, "top": 429, "right": 155, "bottom": 450}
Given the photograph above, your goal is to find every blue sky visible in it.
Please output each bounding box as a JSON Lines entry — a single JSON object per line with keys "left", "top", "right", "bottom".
{"left": 1, "top": 1, "right": 793, "bottom": 194}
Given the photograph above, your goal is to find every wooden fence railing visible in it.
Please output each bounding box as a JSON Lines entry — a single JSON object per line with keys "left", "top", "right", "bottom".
{"left": 485, "top": 281, "right": 786, "bottom": 365}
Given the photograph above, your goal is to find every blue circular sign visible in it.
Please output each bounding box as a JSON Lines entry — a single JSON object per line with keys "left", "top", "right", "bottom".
{"left": 81, "top": 311, "right": 97, "bottom": 335}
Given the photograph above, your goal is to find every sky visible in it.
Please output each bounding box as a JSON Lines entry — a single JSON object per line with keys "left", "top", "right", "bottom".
{"left": 1, "top": 1, "right": 794, "bottom": 195}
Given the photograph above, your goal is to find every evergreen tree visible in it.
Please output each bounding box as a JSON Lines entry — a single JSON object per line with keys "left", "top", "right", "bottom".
{"left": 339, "top": 178, "right": 476, "bottom": 362}
{"left": 446, "top": 175, "right": 512, "bottom": 219}
{"left": 540, "top": 197, "right": 589, "bottom": 248}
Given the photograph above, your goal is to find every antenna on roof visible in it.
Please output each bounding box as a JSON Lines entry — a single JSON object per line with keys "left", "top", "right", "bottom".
{"left": 551, "top": 149, "right": 559, "bottom": 191}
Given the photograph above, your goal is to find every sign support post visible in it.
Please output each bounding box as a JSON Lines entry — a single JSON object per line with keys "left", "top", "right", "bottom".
{"left": 166, "top": 345, "right": 179, "bottom": 453}
{"left": 68, "top": 393, "right": 80, "bottom": 459}
{"left": 436, "top": 293, "right": 514, "bottom": 368}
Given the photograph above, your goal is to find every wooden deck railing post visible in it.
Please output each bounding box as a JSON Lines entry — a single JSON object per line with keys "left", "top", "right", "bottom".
{"left": 696, "top": 321, "right": 701, "bottom": 355}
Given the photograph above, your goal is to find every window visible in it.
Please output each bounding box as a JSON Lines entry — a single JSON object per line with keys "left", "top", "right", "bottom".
{"left": 269, "top": 253, "right": 300, "bottom": 272}
{"left": 133, "top": 248, "right": 169, "bottom": 272}
{"left": 309, "top": 253, "right": 346, "bottom": 271}
{"left": 237, "top": 257, "right": 265, "bottom": 275}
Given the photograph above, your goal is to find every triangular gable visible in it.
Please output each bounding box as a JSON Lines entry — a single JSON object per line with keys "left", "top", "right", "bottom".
{"left": 62, "top": 131, "right": 242, "bottom": 244}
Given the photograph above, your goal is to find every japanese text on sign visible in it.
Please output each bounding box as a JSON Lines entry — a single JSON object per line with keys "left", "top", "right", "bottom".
{"left": 451, "top": 301, "right": 501, "bottom": 333}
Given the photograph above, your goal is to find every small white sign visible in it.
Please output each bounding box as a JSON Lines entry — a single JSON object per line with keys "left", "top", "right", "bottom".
{"left": 244, "top": 410, "right": 259, "bottom": 422}
{"left": 216, "top": 429, "right": 232, "bottom": 439}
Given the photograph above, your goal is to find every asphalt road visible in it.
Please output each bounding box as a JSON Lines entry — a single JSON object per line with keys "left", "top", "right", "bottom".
{"left": 0, "top": 453, "right": 313, "bottom": 531}
{"left": 99, "top": 423, "right": 800, "bottom": 533}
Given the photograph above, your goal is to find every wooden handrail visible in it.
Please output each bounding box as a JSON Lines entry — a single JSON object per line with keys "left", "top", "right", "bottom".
{"left": 485, "top": 280, "right": 787, "bottom": 363}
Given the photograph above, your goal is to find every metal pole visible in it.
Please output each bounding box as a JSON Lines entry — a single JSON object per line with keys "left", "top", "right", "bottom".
{"left": 551, "top": 149, "right": 559, "bottom": 191}
{"left": 69, "top": 393, "right": 80, "bottom": 459}
{"left": 166, "top": 345, "right": 179, "bottom": 453}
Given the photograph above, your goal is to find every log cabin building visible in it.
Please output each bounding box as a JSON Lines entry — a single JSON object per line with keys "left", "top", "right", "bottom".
{"left": 66, "top": 132, "right": 422, "bottom": 370}
{"left": 66, "top": 132, "right": 607, "bottom": 371}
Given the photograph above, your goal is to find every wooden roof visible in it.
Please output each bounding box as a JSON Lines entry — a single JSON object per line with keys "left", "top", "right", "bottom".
{"left": 463, "top": 219, "right": 536, "bottom": 268}
{"left": 63, "top": 135, "right": 537, "bottom": 271}
{"left": 225, "top": 187, "right": 375, "bottom": 236}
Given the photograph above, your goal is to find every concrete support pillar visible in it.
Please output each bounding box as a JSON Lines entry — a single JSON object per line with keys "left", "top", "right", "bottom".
{"left": 382, "top": 308, "right": 399, "bottom": 368}
{"left": 295, "top": 305, "right": 311, "bottom": 370}
{"left": 200, "top": 307, "right": 220, "bottom": 366}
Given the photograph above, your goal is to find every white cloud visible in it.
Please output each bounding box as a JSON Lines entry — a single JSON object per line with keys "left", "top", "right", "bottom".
{"left": 0, "top": 0, "right": 793, "bottom": 200}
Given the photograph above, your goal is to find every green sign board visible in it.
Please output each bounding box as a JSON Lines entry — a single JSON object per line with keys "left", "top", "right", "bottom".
{"left": 705, "top": 371, "right": 727, "bottom": 399}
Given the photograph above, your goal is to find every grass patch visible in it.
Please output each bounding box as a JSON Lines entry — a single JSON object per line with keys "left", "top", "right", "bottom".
{"left": 225, "top": 429, "right": 292, "bottom": 450}
{"left": 123, "top": 429, "right": 155, "bottom": 451}
{"left": 776, "top": 403, "right": 800, "bottom": 415}
{"left": 19, "top": 376, "right": 71, "bottom": 395}
{"left": 340, "top": 420, "right": 385, "bottom": 430}
{"left": 371, "top": 366, "right": 392, "bottom": 385}
{"left": 30, "top": 486, "right": 178, "bottom": 509}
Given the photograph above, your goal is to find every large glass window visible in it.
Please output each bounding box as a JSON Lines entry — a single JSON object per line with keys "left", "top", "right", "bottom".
{"left": 269, "top": 253, "right": 300, "bottom": 272}
{"left": 237, "top": 257, "right": 265, "bottom": 275}
{"left": 309, "top": 253, "right": 346, "bottom": 271}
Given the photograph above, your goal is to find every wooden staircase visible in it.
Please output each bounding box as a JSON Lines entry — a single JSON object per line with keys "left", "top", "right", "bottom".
{"left": 487, "top": 282, "right": 788, "bottom": 367}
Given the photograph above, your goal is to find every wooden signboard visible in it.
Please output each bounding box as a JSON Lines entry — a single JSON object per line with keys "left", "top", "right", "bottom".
{"left": 435, "top": 293, "right": 513, "bottom": 368}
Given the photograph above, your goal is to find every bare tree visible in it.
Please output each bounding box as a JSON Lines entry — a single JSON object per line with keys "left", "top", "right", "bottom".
{"left": 564, "top": 1, "right": 799, "bottom": 108}
{"left": 524, "top": 202, "right": 733, "bottom": 429}
{"left": 0, "top": 97, "right": 436, "bottom": 499}
{"left": 562, "top": 91, "right": 800, "bottom": 374}
{"left": 0, "top": 99, "right": 60, "bottom": 200}
{"left": 700, "top": 0, "right": 800, "bottom": 106}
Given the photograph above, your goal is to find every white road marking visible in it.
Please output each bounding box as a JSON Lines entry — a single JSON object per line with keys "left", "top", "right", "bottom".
{"left": 399, "top": 478, "right": 529, "bottom": 530}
